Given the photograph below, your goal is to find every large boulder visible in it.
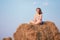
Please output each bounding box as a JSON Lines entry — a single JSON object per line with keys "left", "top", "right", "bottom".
{"left": 13, "top": 21, "right": 60, "bottom": 40}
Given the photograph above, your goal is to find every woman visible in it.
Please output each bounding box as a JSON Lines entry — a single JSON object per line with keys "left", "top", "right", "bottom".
{"left": 30, "top": 8, "right": 43, "bottom": 24}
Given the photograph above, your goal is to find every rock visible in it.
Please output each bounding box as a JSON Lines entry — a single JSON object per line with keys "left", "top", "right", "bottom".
{"left": 3, "top": 37, "right": 12, "bottom": 40}
{"left": 13, "top": 21, "right": 60, "bottom": 40}
{"left": 54, "top": 33, "right": 60, "bottom": 40}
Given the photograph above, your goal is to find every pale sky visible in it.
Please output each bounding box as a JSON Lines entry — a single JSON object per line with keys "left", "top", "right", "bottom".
{"left": 0, "top": 0, "right": 60, "bottom": 40}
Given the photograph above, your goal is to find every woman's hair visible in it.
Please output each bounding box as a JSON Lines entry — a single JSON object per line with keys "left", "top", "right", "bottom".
{"left": 36, "top": 8, "right": 42, "bottom": 15}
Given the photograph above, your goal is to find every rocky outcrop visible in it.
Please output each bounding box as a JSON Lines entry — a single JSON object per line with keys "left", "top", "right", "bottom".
{"left": 13, "top": 21, "right": 60, "bottom": 40}
{"left": 3, "top": 37, "right": 12, "bottom": 40}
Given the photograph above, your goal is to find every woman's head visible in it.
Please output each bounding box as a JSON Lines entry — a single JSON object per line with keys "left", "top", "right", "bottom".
{"left": 36, "top": 8, "right": 42, "bottom": 15}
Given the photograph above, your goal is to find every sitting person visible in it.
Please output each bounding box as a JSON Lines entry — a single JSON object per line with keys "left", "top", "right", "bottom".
{"left": 30, "top": 8, "right": 43, "bottom": 24}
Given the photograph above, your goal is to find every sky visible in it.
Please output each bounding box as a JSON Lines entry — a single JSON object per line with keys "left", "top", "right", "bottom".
{"left": 0, "top": 0, "right": 60, "bottom": 40}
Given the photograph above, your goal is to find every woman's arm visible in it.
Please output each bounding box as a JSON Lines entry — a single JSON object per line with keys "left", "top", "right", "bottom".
{"left": 33, "top": 14, "right": 37, "bottom": 22}
{"left": 34, "top": 15, "right": 42, "bottom": 24}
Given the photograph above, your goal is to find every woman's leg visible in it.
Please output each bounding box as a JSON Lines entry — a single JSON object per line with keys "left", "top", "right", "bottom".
{"left": 29, "top": 20, "right": 35, "bottom": 24}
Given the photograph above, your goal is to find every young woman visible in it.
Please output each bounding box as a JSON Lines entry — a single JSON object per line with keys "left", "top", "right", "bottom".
{"left": 30, "top": 8, "right": 42, "bottom": 24}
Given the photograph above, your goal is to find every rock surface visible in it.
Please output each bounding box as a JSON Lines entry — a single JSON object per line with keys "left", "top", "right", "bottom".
{"left": 13, "top": 21, "right": 60, "bottom": 40}
{"left": 3, "top": 37, "right": 12, "bottom": 40}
